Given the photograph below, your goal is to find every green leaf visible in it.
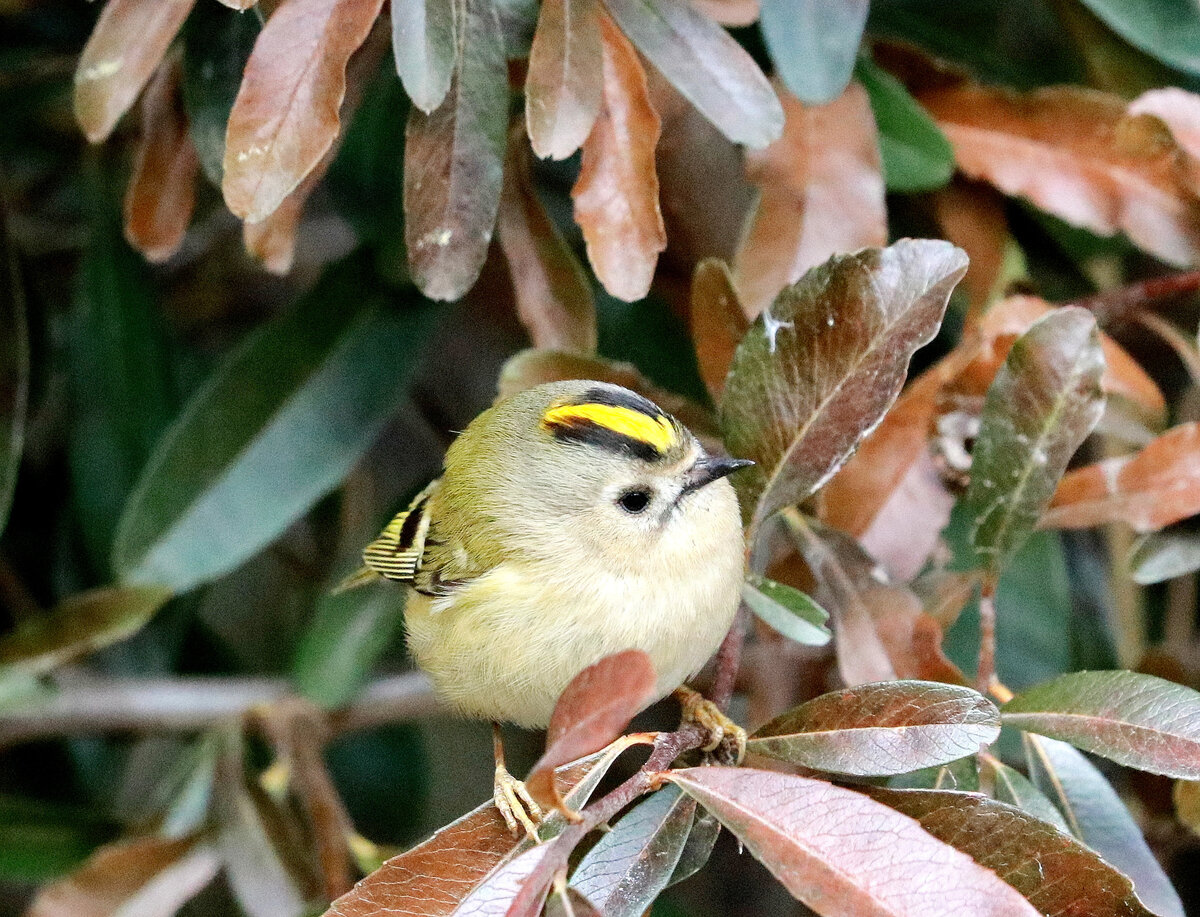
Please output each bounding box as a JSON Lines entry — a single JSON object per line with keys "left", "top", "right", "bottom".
{"left": 0, "top": 796, "right": 115, "bottom": 882}
{"left": 866, "top": 787, "right": 1158, "bottom": 917}
{"left": 854, "top": 55, "right": 954, "bottom": 192}
{"left": 1128, "top": 526, "right": 1200, "bottom": 584}
{"left": 981, "top": 756, "right": 1070, "bottom": 834}
{"left": 0, "top": 197, "right": 28, "bottom": 537}
{"left": 392, "top": 0, "right": 457, "bottom": 113}
{"left": 599, "top": 0, "right": 783, "bottom": 149}
{"left": 741, "top": 574, "right": 830, "bottom": 646}
{"left": 749, "top": 681, "right": 999, "bottom": 776}
{"left": 69, "top": 180, "right": 178, "bottom": 571}
{"left": 964, "top": 308, "right": 1105, "bottom": 573}
{"left": 665, "top": 806, "right": 720, "bottom": 887}
{"left": 181, "top": 2, "right": 261, "bottom": 185}
{"left": 570, "top": 786, "right": 695, "bottom": 917}
{"left": 720, "top": 241, "right": 967, "bottom": 534}
{"left": 1024, "top": 734, "right": 1184, "bottom": 917}
{"left": 0, "top": 585, "right": 172, "bottom": 683}
{"left": 759, "top": 0, "right": 867, "bottom": 105}
{"left": 1003, "top": 670, "right": 1200, "bottom": 778}
{"left": 292, "top": 586, "right": 406, "bottom": 710}
{"left": 404, "top": 0, "right": 508, "bottom": 301}
{"left": 1075, "top": 0, "right": 1200, "bottom": 79}
{"left": 113, "top": 254, "right": 439, "bottom": 593}
{"left": 889, "top": 756, "right": 979, "bottom": 792}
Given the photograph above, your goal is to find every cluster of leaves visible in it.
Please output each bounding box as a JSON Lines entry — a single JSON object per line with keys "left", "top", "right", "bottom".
{"left": 5, "top": 0, "right": 1200, "bottom": 915}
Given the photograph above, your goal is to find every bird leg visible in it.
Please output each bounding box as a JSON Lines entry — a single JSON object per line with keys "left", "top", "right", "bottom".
{"left": 492, "top": 723, "right": 543, "bottom": 840}
{"left": 674, "top": 685, "right": 746, "bottom": 766}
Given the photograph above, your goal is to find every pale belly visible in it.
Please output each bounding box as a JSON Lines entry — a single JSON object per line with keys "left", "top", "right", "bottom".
{"left": 404, "top": 560, "right": 741, "bottom": 728}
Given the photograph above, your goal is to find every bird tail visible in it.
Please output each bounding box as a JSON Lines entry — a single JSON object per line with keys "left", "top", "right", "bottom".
{"left": 331, "top": 565, "right": 380, "bottom": 595}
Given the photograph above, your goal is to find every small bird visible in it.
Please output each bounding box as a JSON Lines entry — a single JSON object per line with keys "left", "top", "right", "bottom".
{"left": 341, "top": 380, "right": 752, "bottom": 835}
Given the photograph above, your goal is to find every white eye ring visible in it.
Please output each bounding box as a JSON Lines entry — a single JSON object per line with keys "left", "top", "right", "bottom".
{"left": 617, "top": 489, "right": 651, "bottom": 514}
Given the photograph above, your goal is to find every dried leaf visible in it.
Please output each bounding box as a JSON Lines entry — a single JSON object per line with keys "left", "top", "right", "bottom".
{"left": 497, "top": 132, "right": 597, "bottom": 353}
{"left": 668, "top": 767, "right": 1040, "bottom": 917}
{"left": 325, "top": 749, "right": 628, "bottom": 917}
{"left": 74, "top": 0, "right": 196, "bottom": 143}
{"left": 392, "top": 0, "right": 456, "bottom": 113}
{"left": 570, "top": 786, "right": 695, "bottom": 917}
{"left": 222, "top": 0, "right": 386, "bottom": 222}
{"left": 931, "top": 180, "right": 1012, "bottom": 317}
{"left": 749, "top": 682, "right": 999, "bottom": 776}
{"left": 525, "top": 0, "right": 603, "bottom": 159}
{"left": 921, "top": 84, "right": 1200, "bottom": 268}
{"left": 690, "top": 259, "right": 748, "bottom": 401}
{"left": 1024, "top": 734, "right": 1184, "bottom": 917}
{"left": 866, "top": 788, "right": 1156, "bottom": 917}
{"left": 405, "top": 0, "right": 508, "bottom": 301}
{"left": 1175, "top": 779, "right": 1200, "bottom": 836}
{"left": 1044, "top": 422, "right": 1200, "bottom": 533}
{"left": 571, "top": 14, "right": 665, "bottom": 302}
{"left": 733, "top": 82, "right": 887, "bottom": 318}
{"left": 741, "top": 574, "right": 830, "bottom": 646}
{"left": 1003, "top": 670, "right": 1200, "bottom": 778}
{"left": 1128, "top": 87, "right": 1200, "bottom": 190}
{"left": 27, "top": 835, "right": 218, "bottom": 917}
{"left": 525, "top": 649, "right": 656, "bottom": 810}
{"left": 124, "top": 56, "right": 199, "bottom": 263}
{"left": 964, "top": 308, "right": 1106, "bottom": 573}
{"left": 721, "top": 240, "right": 966, "bottom": 532}
{"left": 600, "top": 0, "right": 782, "bottom": 149}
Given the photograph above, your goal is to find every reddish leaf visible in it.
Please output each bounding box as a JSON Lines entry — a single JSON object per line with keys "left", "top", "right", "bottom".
{"left": 749, "top": 681, "right": 999, "bottom": 776}
{"left": 572, "top": 14, "right": 665, "bottom": 302}
{"left": 1045, "top": 422, "right": 1200, "bottom": 533}
{"left": 1024, "top": 735, "right": 1184, "bottom": 917}
{"left": 690, "top": 259, "right": 748, "bottom": 401}
{"left": 1127, "top": 87, "right": 1200, "bottom": 192}
{"left": 525, "top": 0, "right": 603, "bottom": 160}
{"left": 74, "top": 0, "right": 196, "bottom": 143}
{"left": 931, "top": 179, "right": 1012, "bottom": 320}
{"left": 325, "top": 748, "right": 630, "bottom": 917}
{"left": 720, "top": 240, "right": 967, "bottom": 533}
{"left": 733, "top": 81, "right": 887, "bottom": 318}
{"left": 222, "top": 0, "right": 385, "bottom": 223}
{"left": 866, "top": 788, "right": 1157, "bottom": 917}
{"left": 497, "top": 132, "right": 597, "bottom": 353}
{"left": 668, "top": 767, "right": 1040, "bottom": 917}
{"left": 964, "top": 308, "right": 1106, "bottom": 572}
{"left": 455, "top": 843, "right": 556, "bottom": 917}
{"left": 525, "top": 649, "right": 656, "bottom": 810}
{"left": 1003, "top": 670, "right": 1200, "bottom": 778}
{"left": 123, "top": 55, "right": 199, "bottom": 263}
{"left": 27, "top": 835, "right": 218, "bottom": 917}
{"left": 405, "top": 0, "right": 508, "bottom": 301}
{"left": 921, "top": 83, "right": 1200, "bottom": 268}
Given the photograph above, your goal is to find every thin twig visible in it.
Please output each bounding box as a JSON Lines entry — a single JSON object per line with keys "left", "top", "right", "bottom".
{"left": 709, "top": 608, "right": 746, "bottom": 712}
{"left": 1066, "top": 270, "right": 1200, "bottom": 325}
{"left": 976, "top": 580, "right": 997, "bottom": 695}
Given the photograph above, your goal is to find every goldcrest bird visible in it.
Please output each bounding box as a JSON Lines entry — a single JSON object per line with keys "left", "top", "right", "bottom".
{"left": 341, "top": 379, "right": 752, "bottom": 835}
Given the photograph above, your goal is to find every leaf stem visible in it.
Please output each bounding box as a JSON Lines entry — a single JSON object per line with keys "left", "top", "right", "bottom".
{"left": 1066, "top": 269, "right": 1200, "bottom": 325}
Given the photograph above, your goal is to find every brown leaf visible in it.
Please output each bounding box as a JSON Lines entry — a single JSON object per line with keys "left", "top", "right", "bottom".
{"left": 1045, "top": 422, "right": 1200, "bottom": 533}
{"left": 497, "top": 130, "right": 597, "bottom": 353}
{"left": 74, "top": 0, "right": 196, "bottom": 143}
{"left": 571, "top": 13, "right": 665, "bottom": 302}
{"left": 27, "top": 835, "right": 219, "bottom": 917}
{"left": 525, "top": 0, "right": 603, "bottom": 160}
{"left": 1128, "top": 87, "right": 1200, "bottom": 192}
{"left": 404, "top": 0, "right": 508, "bottom": 301}
{"left": 688, "top": 0, "right": 758, "bottom": 26}
{"left": 866, "top": 788, "right": 1158, "bottom": 917}
{"left": 525, "top": 649, "right": 656, "bottom": 810}
{"left": 325, "top": 749, "right": 629, "bottom": 917}
{"left": 931, "top": 179, "right": 1012, "bottom": 320}
{"left": 921, "top": 83, "right": 1200, "bottom": 268}
{"left": 721, "top": 240, "right": 966, "bottom": 532}
{"left": 668, "top": 767, "right": 1040, "bottom": 917}
{"left": 690, "top": 259, "right": 748, "bottom": 401}
{"left": 123, "top": 54, "right": 199, "bottom": 263}
{"left": 222, "top": 0, "right": 386, "bottom": 223}
{"left": 733, "top": 81, "right": 887, "bottom": 319}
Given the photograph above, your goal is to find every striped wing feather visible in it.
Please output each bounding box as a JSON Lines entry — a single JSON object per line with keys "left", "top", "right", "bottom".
{"left": 362, "top": 480, "right": 439, "bottom": 583}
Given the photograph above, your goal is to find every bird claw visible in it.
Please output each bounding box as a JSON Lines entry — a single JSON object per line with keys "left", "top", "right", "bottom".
{"left": 675, "top": 685, "right": 746, "bottom": 766}
{"left": 494, "top": 764, "right": 544, "bottom": 841}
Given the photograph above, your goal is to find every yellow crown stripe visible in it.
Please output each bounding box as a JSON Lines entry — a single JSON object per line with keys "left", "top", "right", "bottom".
{"left": 542, "top": 403, "right": 677, "bottom": 454}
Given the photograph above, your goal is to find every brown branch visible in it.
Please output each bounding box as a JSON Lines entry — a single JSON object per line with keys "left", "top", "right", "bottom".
{"left": 1066, "top": 270, "right": 1200, "bottom": 325}
{"left": 976, "top": 580, "right": 997, "bottom": 696}
{"left": 709, "top": 607, "right": 746, "bottom": 712}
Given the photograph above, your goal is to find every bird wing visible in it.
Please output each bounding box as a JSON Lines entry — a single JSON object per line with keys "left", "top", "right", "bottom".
{"left": 360, "top": 479, "right": 440, "bottom": 584}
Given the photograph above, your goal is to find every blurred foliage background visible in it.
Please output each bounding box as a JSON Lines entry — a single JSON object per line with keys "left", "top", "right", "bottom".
{"left": 5, "top": 0, "right": 1200, "bottom": 914}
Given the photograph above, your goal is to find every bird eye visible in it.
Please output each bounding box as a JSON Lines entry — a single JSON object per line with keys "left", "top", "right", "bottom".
{"left": 617, "top": 489, "right": 651, "bottom": 514}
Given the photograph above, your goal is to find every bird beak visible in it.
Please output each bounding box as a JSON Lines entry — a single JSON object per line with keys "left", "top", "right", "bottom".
{"left": 684, "top": 455, "right": 755, "bottom": 492}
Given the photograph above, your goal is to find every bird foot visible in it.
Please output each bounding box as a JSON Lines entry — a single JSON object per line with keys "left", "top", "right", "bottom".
{"left": 494, "top": 764, "right": 544, "bottom": 841}
{"left": 675, "top": 685, "right": 746, "bottom": 766}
